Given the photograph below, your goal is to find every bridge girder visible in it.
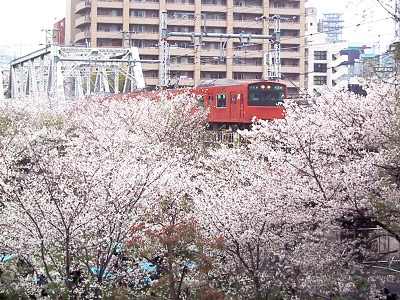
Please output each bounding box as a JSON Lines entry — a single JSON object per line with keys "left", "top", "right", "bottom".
{"left": 9, "top": 46, "right": 145, "bottom": 99}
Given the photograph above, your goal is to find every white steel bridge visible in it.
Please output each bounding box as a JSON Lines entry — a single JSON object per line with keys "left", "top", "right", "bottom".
{"left": 4, "top": 46, "right": 146, "bottom": 99}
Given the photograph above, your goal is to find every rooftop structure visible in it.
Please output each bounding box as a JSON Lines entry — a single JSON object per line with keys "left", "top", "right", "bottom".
{"left": 321, "top": 13, "right": 343, "bottom": 43}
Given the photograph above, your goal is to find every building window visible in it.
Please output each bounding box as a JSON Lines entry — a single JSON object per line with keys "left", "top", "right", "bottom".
{"left": 314, "top": 51, "right": 327, "bottom": 60}
{"left": 273, "top": 1, "right": 286, "bottom": 8}
{"left": 98, "top": 8, "right": 123, "bottom": 17}
{"left": 171, "top": 57, "right": 190, "bottom": 64}
{"left": 314, "top": 63, "right": 327, "bottom": 72}
{"left": 314, "top": 76, "right": 327, "bottom": 85}
{"left": 233, "top": 72, "right": 245, "bottom": 80}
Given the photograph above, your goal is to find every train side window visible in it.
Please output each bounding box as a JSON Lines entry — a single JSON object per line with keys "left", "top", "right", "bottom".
{"left": 208, "top": 95, "right": 214, "bottom": 106}
{"left": 230, "top": 94, "right": 237, "bottom": 104}
{"left": 216, "top": 94, "right": 226, "bottom": 108}
{"left": 197, "top": 95, "right": 205, "bottom": 108}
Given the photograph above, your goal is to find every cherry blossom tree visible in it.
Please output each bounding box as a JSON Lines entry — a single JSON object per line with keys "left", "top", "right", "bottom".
{"left": 0, "top": 92, "right": 207, "bottom": 299}
{"left": 192, "top": 144, "right": 375, "bottom": 300}
{"left": 1, "top": 81, "right": 398, "bottom": 300}
{"left": 240, "top": 83, "right": 400, "bottom": 292}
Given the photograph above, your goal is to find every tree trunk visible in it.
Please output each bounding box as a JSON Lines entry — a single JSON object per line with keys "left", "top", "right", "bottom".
{"left": 167, "top": 243, "right": 178, "bottom": 300}
{"left": 253, "top": 275, "right": 263, "bottom": 300}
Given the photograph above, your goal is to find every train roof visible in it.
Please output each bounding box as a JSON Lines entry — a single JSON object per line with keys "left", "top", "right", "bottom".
{"left": 197, "top": 79, "right": 285, "bottom": 88}
{"left": 197, "top": 79, "right": 241, "bottom": 87}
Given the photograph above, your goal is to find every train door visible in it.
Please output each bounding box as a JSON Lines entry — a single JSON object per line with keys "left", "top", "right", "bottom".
{"left": 230, "top": 92, "right": 238, "bottom": 121}
{"left": 208, "top": 93, "right": 215, "bottom": 121}
{"left": 239, "top": 92, "right": 244, "bottom": 121}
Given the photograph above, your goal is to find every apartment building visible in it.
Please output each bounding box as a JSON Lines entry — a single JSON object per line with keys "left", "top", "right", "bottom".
{"left": 306, "top": 7, "right": 348, "bottom": 93}
{"left": 54, "top": 18, "right": 66, "bottom": 45}
{"left": 66, "top": 0, "right": 305, "bottom": 94}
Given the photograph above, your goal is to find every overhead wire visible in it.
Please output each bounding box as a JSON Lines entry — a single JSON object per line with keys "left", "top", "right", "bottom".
{"left": 89, "top": 4, "right": 396, "bottom": 83}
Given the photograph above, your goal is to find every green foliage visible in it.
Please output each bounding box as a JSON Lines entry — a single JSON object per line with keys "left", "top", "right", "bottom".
{"left": 0, "top": 115, "right": 13, "bottom": 136}
{"left": 38, "top": 113, "right": 63, "bottom": 129}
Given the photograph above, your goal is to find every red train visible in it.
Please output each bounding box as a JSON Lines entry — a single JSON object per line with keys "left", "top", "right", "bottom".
{"left": 193, "top": 79, "right": 287, "bottom": 129}
{"left": 119, "top": 79, "right": 287, "bottom": 129}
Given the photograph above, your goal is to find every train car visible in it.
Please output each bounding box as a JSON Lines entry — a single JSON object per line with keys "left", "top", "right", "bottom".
{"left": 193, "top": 79, "right": 287, "bottom": 129}
{"left": 113, "top": 79, "right": 287, "bottom": 129}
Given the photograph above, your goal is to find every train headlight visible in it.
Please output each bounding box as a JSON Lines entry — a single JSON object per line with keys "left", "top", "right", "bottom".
{"left": 260, "top": 84, "right": 266, "bottom": 89}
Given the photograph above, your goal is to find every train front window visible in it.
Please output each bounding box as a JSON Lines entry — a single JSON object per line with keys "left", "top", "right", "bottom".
{"left": 248, "top": 83, "right": 285, "bottom": 106}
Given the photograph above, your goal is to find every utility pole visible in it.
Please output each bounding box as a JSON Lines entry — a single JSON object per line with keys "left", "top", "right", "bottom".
{"left": 0, "top": 65, "right": 4, "bottom": 100}
{"left": 159, "top": 12, "right": 281, "bottom": 87}
{"left": 41, "top": 29, "right": 58, "bottom": 50}
{"left": 120, "top": 30, "right": 136, "bottom": 48}
{"left": 256, "top": 15, "right": 282, "bottom": 80}
{"left": 395, "top": 0, "right": 400, "bottom": 42}
{"left": 160, "top": 11, "right": 171, "bottom": 89}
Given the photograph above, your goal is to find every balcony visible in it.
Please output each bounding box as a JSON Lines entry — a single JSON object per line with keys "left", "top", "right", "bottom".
{"left": 233, "top": 65, "right": 263, "bottom": 72}
{"left": 134, "top": 33, "right": 158, "bottom": 40}
{"left": 170, "top": 64, "right": 195, "bottom": 71}
{"left": 138, "top": 47, "right": 160, "bottom": 55}
{"left": 75, "top": 0, "right": 92, "bottom": 14}
{"left": 97, "top": 1, "right": 124, "bottom": 8}
{"left": 205, "top": 19, "right": 228, "bottom": 27}
{"left": 281, "top": 50, "right": 300, "bottom": 59}
{"left": 144, "top": 78, "right": 159, "bottom": 86}
{"left": 201, "top": 4, "right": 227, "bottom": 12}
{"left": 269, "top": 7, "right": 301, "bottom": 16}
{"left": 130, "top": 16, "right": 160, "bottom": 25}
{"left": 75, "top": 30, "right": 91, "bottom": 43}
{"left": 199, "top": 49, "right": 220, "bottom": 56}
{"left": 280, "top": 37, "right": 302, "bottom": 45}
{"left": 168, "top": 18, "right": 196, "bottom": 26}
{"left": 75, "top": 15, "right": 91, "bottom": 28}
{"left": 232, "top": 21, "right": 262, "bottom": 29}
{"left": 97, "top": 31, "right": 123, "bottom": 38}
{"left": 200, "top": 64, "right": 226, "bottom": 72}
{"left": 170, "top": 47, "right": 196, "bottom": 56}
{"left": 280, "top": 22, "right": 301, "bottom": 30}
{"left": 141, "top": 63, "right": 160, "bottom": 71}
{"left": 233, "top": 49, "right": 263, "bottom": 57}
{"left": 233, "top": 6, "right": 262, "bottom": 14}
{"left": 97, "top": 16, "right": 124, "bottom": 23}
{"left": 166, "top": 3, "right": 195, "bottom": 11}
{"left": 130, "top": 2, "right": 160, "bottom": 9}
{"left": 281, "top": 65, "right": 300, "bottom": 73}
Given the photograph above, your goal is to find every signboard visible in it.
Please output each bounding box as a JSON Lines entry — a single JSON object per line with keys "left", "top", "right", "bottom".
{"left": 374, "top": 67, "right": 394, "bottom": 73}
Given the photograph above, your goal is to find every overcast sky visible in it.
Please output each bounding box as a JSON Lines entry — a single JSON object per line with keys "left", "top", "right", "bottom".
{"left": 0, "top": 0, "right": 395, "bottom": 56}
{"left": 306, "top": 0, "right": 395, "bottom": 52}
{"left": 0, "top": 0, "right": 66, "bottom": 57}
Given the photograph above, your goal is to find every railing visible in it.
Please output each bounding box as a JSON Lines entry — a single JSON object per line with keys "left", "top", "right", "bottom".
{"left": 269, "top": 5, "right": 300, "bottom": 9}
{"left": 234, "top": 3, "right": 262, "bottom": 7}
{"left": 203, "top": 131, "right": 248, "bottom": 146}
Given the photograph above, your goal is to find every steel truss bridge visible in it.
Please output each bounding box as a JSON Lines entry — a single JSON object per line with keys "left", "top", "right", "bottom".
{"left": 6, "top": 46, "right": 146, "bottom": 99}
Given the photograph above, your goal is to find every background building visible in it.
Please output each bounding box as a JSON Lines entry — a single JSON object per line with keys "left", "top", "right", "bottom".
{"left": 66, "top": 0, "right": 306, "bottom": 94}
{"left": 54, "top": 18, "right": 66, "bottom": 45}
{"left": 320, "top": 13, "right": 343, "bottom": 43}
{"left": 306, "top": 7, "right": 348, "bottom": 93}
